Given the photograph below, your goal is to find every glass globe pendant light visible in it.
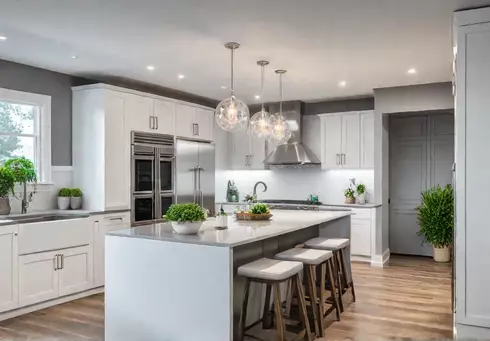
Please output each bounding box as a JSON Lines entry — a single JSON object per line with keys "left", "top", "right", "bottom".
{"left": 268, "top": 69, "right": 292, "bottom": 144}
{"left": 215, "top": 42, "right": 250, "bottom": 131}
{"left": 249, "top": 60, "right": 272, "bottom": 138}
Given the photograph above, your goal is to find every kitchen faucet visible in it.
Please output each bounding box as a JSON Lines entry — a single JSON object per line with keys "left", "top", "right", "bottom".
{"left": 21, "top": 182, "right": 33, "bottom": 214}
{"left": 253, "top": 181, "right": 267, "bottom": 199}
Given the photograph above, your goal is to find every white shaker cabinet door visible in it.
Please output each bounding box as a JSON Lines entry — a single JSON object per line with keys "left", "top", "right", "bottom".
{"left": 0, "top": 226, "right": 18, "bottom": 313}
{"left": 153, "top": 99, "right": 175, "bottom": 135}
{"left": 125, "top": 93, "right": 153, "bottom": 133}
{"left": 360, "top": 112, "right": 375, "bottom": 169}
{"left": 58, "top": 245, "right": 94, "bottom": 297}
{"left": 229, "top": 129, "right": 251, "bottom": 170}
{"left": 175, "top": 104, "right": 196, "bottom": 138}
{"left": 341, "top": 114, "right": 360, "bottom": 168}
{"left": 321, "top": 115, "right": 342, "bottom": 169}
{"left": 350, "top": 220, "right": 371, "bottom": 256}
{"left": 249, "top": 135, "right": 267, "bottom": 170}
{"left": 194, "top": 108, "right": 214, "bottom": 141}
{"left": 18, "top": 251, "right": 59, "bottom": 307}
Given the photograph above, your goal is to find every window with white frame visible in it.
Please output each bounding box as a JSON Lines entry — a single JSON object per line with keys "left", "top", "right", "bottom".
{"left": 0, "top": 88, "right": 51, "bottom": 183}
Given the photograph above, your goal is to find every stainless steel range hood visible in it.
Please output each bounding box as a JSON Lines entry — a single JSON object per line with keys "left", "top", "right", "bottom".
{"left": 263, "top": 101, "right": 320, "bottom": 166}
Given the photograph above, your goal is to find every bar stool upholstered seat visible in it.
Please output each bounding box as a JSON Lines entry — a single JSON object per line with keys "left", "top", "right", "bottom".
{"left": 304, "top": 237, "right": 349, "bottom": 250}
{"left": 237, "top": 258, "right": 303, "bottom": 281}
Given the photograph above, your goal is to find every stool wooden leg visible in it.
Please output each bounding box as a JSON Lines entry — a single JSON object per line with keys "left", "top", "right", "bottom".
{"left": 340, "top": 247, "right": 356, "bottom": 302}
{"left": 285, "top": 279, "right": 293, "bottom": 318}
{"left": 318, "top": 262, "right": 327, "bottom": 337}
{"left": 240, "top": 278, "right": 251, "bottom": 341}
{"left": 294, "top": 274, "right": 313, "bottom": 341}
{"left": 327, "top": 258, "right": 341, "bottom": 321}
{"left": 306, "top": 265, "right": 320, "bottom": 337}
{"left": 334, "top": 250, "right": 345, "bottom": 312}
{"left": 262, "top": 284, "right": 273, "bottom": 329}
{"left": 273, "top": 282, "right": 286, "bottom": 341}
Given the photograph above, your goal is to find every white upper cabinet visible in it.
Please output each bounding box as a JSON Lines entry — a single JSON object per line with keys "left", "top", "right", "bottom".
{"left": 125, "top": 94, "right": 154, "bottom": 133}
{"left": 228, "top": 129, "right": 266, "bottom": 170}
{"left": 360, "top": 112, "right": 375, "bottom": 169}
{"left": 318, "top": 110, "right": 374, "bottom": 170}
{"left": 175, "top": 104, "right": 214, "bottom": 141}
{"left": 153, "top": 99, "right": 175, "bottom": 135}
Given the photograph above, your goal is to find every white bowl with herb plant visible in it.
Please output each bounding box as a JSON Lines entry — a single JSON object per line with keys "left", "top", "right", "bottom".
{"left": 356, "top": 183, "right": 366, "bottom": 204}
{"left": 70, "top": 188, "right": 83, "bottom": 209}
{"left": 57, "top": 188, "right": 71, "bottom": 210}
{"left": 164, "top": 203, "right": 206, "bottom": 235}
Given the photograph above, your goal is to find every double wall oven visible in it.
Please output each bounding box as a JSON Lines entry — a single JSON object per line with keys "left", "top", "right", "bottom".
{"left": 131, "top": 132, "right": 174, "bottom": 224}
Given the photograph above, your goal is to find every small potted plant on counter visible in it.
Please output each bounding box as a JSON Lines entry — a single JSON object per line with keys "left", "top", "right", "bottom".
{"left": 344, "top": 187, "right": 356, "bottom": 204}
{"left": 57, "top": 188, "right": 72, "bottom": 210}
{"left": 236, "top": 203, "right": 272, "bottom": 221}
{"left": 417, "top": 184, "right": 453, "bottom": 262}
{"left": 0, "top": 166, "right": 15, "bottom": 215}
{"left": 164, "top": 203, "right": 206, "bottom": 235}
{"left": 70, "top": 188, "right": 83, "bottom": 209}
{"left": 356, "top": 183, "right": 366, "bottom": 204}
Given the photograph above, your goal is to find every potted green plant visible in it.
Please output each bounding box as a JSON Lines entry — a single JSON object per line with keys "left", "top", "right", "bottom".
{"left": 417, "top": 185, "right": 453, "bottom": 262}
{"left": 57, "top": 188, "right": 72, "bottom": 210}
{"left": 356, "top": 183, "right": 366, "bottom": 204}
{"left": 163, "top": 203, "right": 206, "bottom": 234}
{"left": 70, "top": 188, "right": 83, "bottom": 209}
{"left": 4, "top": 157, "right": 37, "bottom": 213}
{"left": 344, "top": 188, "right": 356, "bottom": 204}
{"left": 0, "top": 166, "right": 15, "bottom": 215}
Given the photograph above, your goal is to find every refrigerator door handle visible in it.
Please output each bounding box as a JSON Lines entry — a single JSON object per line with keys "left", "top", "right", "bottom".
{"left": 192, "top": 167, "right": 197, "bottom": 204}
{"left": 197, "top": 167, "right": 202, "bottom": 206}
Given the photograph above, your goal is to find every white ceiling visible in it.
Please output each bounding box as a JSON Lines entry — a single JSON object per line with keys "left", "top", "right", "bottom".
{"left": 0, "top": 0, "right": 489, "bottom": 103}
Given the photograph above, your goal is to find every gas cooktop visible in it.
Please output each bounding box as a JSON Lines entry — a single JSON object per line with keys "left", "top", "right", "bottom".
{"left": 259, "top": 199, "right": 323, "bottom": 211}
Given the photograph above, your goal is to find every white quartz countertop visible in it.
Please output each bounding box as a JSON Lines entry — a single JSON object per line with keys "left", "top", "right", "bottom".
{"left": 107, "top": 210, "right": 351, "bottom": 248}
{"left": 215, "top": 201, "right": 381, "bottom": 209}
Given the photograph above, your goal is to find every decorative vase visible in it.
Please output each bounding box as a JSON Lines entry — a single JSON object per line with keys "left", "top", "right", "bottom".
{"left": 357, "top": 193, "right": 366, "bottom": 204}
{"left": 344, "top": 197, "right": 356, "bottom": 204}
{"left": 171, "top": 221, "right": 204, "bottom": 235}
{"left": 0, "top": 197, "right": 11, "bottom": 215}
{"left": 433, "top": 246, "right": 450, "bottom": 262}
{"left": 57, "top": 197, "right": 70, "bottom": 210}
{"left": 70, "top": 197, "right": 82, "bottom": 210}
{"left": 216, "top": 215, "right": 228, "bottom": 229}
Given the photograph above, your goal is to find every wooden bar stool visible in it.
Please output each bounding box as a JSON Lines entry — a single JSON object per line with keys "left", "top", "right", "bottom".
{"left": 275, "top": 248, "right": 341, "bottom": 338}
{"left": 304, "top": 238, "right": 356, "bottom": 312}
{"left": 238, "top": 258, "right": 313, "bottom": 341}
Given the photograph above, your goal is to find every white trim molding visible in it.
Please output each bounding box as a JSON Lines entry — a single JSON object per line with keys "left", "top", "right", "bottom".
{"left": 0, "top": 87, "right": 52, "bottom": 183}
{"left": 371, "top": 248, "right": 390, "bottom": 267}
{"left": 52, "top": 166, "right": 73, "bottom": 172}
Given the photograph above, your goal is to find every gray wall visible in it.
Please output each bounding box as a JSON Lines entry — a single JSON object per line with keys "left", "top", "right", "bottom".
{"left": 0, "top": 59, "right": 218, "bottom": 166}
{"left": 304, "top": 97, "right": 374, "bottom": 115}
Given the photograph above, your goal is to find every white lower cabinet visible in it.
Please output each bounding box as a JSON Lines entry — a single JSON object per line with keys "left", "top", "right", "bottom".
{"left": 19, "top": 250, "right": 59, "bottom": 307}
{"left": 58, "top": 245, "right": 93, "bottom": 297}
{"left": 18, "top": 245, "right": 93, "bottom": 307}
{"left": 0, "top": 225, "right": 18, "bottom": 313}
{"left": 349, "top": 208, "right": 375, "bottom": 260}
{"left": 93, "top": 213, "right": 131, "bottom": 287}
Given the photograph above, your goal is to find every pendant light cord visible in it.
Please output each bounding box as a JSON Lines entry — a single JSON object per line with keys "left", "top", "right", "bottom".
{"left": 260, "top": 65, "right": 265, "bottom": 112}
{"left": 279, "top": 73, "right": 283, "bottom": 116}
{"left": 230, "top": 48, "right": 235, "bottom": 97}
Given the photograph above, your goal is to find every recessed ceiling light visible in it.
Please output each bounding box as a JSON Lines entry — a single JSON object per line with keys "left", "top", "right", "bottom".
{"left": 220, "top": 85, "right": 227, "bottom": 89}
{"left": 71, "top": 55, "right": 78, "bottom": 59}
{"left": 407, "top": 68, "right": 417, "bottom": 74}
{"left": 178, "top": 74, "right": 185, "bottom": 79}
{"left": 338, "top": 81, "right": 347, "bottom": 88}
{"left": 146, "top": 65, "right": 155, "bottom": 71}
{"left": 0, "top": 36, "right": 7, "bottom": 41}
{"left": 254, "top": 95, "right": 260, "bottom": 100}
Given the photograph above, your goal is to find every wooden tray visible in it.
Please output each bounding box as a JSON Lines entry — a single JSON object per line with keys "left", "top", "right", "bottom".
{"left": 235, "top": 212, "right": 272, "bottom": 221}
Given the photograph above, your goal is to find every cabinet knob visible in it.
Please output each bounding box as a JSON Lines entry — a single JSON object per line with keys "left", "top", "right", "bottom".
{"left": 14, "top": 232, "right": 17, "bottom": 236}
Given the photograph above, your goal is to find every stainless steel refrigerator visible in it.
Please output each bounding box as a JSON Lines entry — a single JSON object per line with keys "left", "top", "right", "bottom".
{"left": 175, "top": 139, "right": 215, "bottom": 215}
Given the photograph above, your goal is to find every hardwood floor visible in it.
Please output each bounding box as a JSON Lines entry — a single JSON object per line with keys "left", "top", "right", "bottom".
{"left": 0, "top": 255, "right": 452, "bottom": 340}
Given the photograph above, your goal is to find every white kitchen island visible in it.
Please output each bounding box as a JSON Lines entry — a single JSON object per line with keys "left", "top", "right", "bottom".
{"left": 105, "top": 210, "right": 351, "bottom": 341}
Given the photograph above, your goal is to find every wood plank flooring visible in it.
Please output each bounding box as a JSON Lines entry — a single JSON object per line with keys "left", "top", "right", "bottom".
{"left": 0, "top": 255, "right": 452, "bottom": 340}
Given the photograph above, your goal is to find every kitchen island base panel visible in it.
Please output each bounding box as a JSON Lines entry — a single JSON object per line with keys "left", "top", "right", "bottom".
{"left": 105, "top": 236, "right": 232, "bottom": 341}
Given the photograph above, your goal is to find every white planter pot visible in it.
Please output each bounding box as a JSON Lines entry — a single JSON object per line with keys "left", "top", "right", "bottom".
{"left": 357, "top": 193, "right": 366, "bottom": 204}
{"left": 57, "top": 197, "right": 70, "bottom": 210}
{"left": 433, "top": 246, "right": 451, "bottom": 262}
{"left": 171, "top": 221, "right": 204, "bottom": 235}
{"left": 216, "top": 215, "right": 228, "bottom": 228}
{"left": 0, "top": 197, "right": 11, "bottom": 215}
{"left": 70, "top": 197, "right": 83, "bottom": 210}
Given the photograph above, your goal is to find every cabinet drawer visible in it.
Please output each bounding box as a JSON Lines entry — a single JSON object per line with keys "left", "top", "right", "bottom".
{"left": 351, "top": 208, "right": 371, "bottom": 220}
{"left": 18, "top": 218, "right": 92, "bottom": 255}
{"left": 100, "top": 212, "right": 131, "bottom": 228}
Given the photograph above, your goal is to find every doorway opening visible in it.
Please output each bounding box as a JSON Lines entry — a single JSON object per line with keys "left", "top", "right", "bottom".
{"left": 388, "top": 111, "right": 454, "bottom": 256}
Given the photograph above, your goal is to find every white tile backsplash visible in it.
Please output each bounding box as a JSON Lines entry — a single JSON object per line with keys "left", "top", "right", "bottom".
{"left": 216, "top": 168, "right": 374, "bottom": 205}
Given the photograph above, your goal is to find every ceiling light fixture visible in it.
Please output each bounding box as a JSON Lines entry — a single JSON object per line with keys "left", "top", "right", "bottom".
{"left": 178, "top": 74, "right": 185, "bottom": 79}
{"left": 339, "top": 81, "right": 347, "bottom": 87}
{"left": 407, "top": 68, "right": 417, "bottom": 74}
{"left": 215, "top": 42, "right": 249, "bottom": 132}
{"left": 249, "top": 61, "right": 272, "bottom": 138}
{"left": 0, "top": 36, "right": 7, "bottom": 41}
{"left": 146, "top": 65, "right": 155, "bottom": 71}
{"left": 220, "top": 85, "right": 227, "bottom": 89}
{"left": 71, "top": 55, "right": 78, "bottom": 59}
{"left": 268, "top": 69, "right": 292, "bottom": 145}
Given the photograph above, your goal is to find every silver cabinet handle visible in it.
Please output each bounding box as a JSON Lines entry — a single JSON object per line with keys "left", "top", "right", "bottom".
{"left": 196, "top": 124, "right": 199, "bottom": 136}
{"left": 336, "top": 154, "right": 340, "bottom": 166}
{"left": 245, "top": 155, "right": 248, "bottom": 167}
{"left": 149, "top": 116, "right": 154, "bottom": 129}
{"left": 342, "top": 153, "right": 346, "bottom": 165}
{"left": 192, "top": 123, "right": 198, "bottom": 136}
{"left": 110, "top": 217, "right": 123, "bottom": 221}
{"left": 61, "top": 254, "right": 64, "bottom": 270}
{"left": 54, "top": 254, "right": 58, "bottom": 271}
{"left": 155, "top": 117, "right": 159, "bottom": 130}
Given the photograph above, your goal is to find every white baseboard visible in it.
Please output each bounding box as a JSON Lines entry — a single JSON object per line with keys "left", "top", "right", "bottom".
{"left": 0, "top": 287, "right": 104, "bottom": 321}
{"left": 52, "top": 166, "right": 73, "bottom": 172}
{"left": 351, "top": 255, "right": 371, "bottom": 263}
{"left": 370, "top": 248, "right": 390, "bottom": 267}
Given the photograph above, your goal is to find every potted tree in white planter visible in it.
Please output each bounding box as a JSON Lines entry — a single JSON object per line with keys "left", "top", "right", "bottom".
{"left": 0, "top": 166, "right": 15, "bottom": 215}
{"left": 57, "top": 188, "right": 71, "bottom": 210}
{"left": 163, "top": 203, "right": 206, "bottom": 235}
{"left": 417, "top": 184, "right": 453, "bottom": 262}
